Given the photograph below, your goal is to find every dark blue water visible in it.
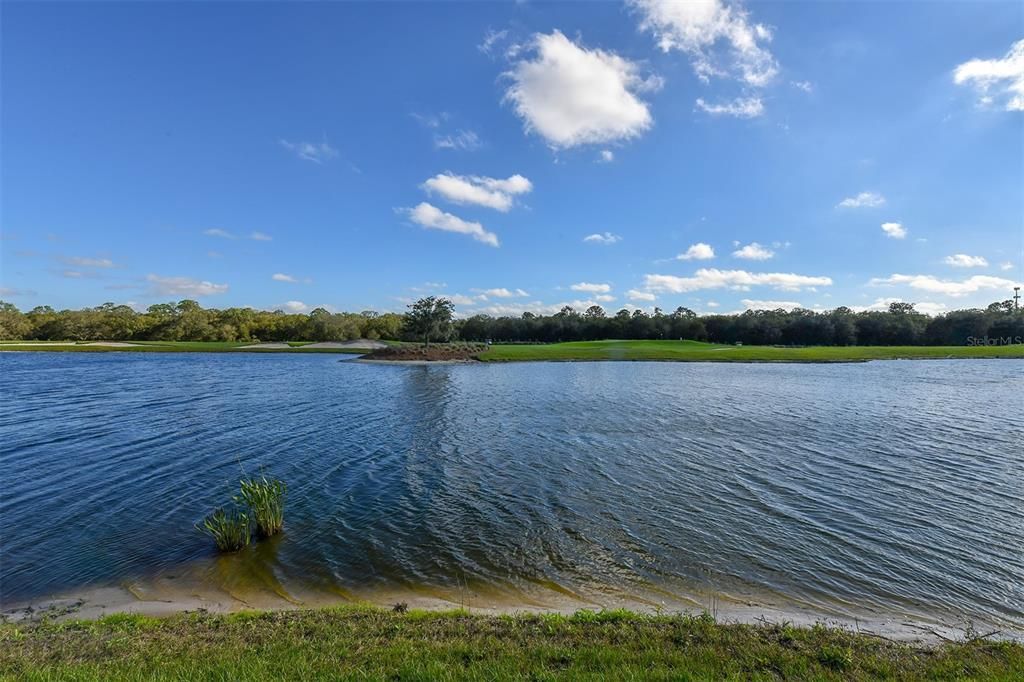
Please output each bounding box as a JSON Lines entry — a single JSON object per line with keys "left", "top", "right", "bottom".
{"left": 1, "top": 353, "right": 1021, "bottom": 630}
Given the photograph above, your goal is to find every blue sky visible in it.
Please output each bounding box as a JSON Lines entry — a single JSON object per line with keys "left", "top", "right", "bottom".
{"left": 2, "top": 1, "right": 1022, "bottom": 317}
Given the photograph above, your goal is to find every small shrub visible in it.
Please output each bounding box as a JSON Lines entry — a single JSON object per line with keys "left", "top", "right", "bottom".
{"left": 198, "top": 507, "right": 251, "bottom": 551}
{"left": 237, "top": 475, "right": 286, "bottom": 537}
{"left": 817, "top": 644, "right": 853, "bottom": 671}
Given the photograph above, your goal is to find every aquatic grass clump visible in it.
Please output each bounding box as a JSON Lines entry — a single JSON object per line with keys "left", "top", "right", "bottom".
{"left": 197, "top": 507, "right": 252, "bottom": 552}
{"left": 236, "top": 475, "right": 286, "bottom": 537}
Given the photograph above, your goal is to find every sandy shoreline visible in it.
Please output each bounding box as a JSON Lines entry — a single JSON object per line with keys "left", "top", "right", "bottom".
{"left": 354, "top": 358, "right": 480, "bottom": 365}
{"left": 4, "top": 576, "right": 1013, "bottom": 645}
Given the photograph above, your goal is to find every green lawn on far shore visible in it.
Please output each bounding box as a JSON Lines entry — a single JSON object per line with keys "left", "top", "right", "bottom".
{"left": 0, "top": 340, "right": 383, "bottom": 354}
{"left": 2, "top": 338, "right": 1022, "bottom": 361}
{"left": 1, "top": 606, "right": 1020, "bottom": 681}
{"left": 478, "top": 339, "right": 1024, "bottom": 363}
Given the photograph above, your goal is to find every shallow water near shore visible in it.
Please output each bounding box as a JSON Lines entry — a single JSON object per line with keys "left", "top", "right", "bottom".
{"left": 1, "top": 353, "right": 1021, "bottom": 637}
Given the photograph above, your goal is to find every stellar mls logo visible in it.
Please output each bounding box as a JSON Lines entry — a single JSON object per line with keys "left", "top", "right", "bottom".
{"left": 966, "top": 335, "right": 1024, "bottom": 346}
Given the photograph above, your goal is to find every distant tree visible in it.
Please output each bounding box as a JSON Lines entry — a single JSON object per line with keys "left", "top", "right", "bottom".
{"left": 888, "top": 302, "right": 916, "bottom": 315}
{"left": 584, "top": 305, "right": 605, "bottom": 319}
{"left": 0, "top": 301, "right": 31, "bottom": 339}
{"left": 402, "top": 296, "right": 455, "bottom": 346}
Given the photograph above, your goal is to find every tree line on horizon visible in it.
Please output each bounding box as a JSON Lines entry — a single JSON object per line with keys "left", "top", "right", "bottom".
{"left": 1, "top": 297, "right": 1021, "bottom": 346}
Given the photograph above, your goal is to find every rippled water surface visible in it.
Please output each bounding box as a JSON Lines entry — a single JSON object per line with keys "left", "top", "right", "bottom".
{"left": 1, "top": 353, "right": 1021, "bottom": 630}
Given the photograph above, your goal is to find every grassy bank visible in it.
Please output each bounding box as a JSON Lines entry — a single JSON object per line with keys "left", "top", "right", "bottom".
{"left": 0, "top": 341, "right": 382, "bottom": 354}
{"left": 478, "top": 339, "right": 1024, "bottom": 363}
{"left": 1, "top": 607, "right": 1020, "bottom": 681}
{"left": 3, "top": 339, "right": 1022, "bottom": 362}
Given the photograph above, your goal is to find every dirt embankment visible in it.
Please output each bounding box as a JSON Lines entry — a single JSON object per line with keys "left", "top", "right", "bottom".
{"left": 361, "top": 344, "right": 486, "bottom": 362}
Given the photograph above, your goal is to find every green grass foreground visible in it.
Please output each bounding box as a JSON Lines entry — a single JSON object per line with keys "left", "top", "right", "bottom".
{"left": 1, "top": 607, "right": 1020, "bottom": 681}
{"left": 478, "top": 339, "right": 1024, "bottom": 363}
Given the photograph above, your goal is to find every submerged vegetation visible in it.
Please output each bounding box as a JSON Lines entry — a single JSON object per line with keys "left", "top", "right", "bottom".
{"left": 198, "top": 475, "right": 286, "bottom": 551}
{"left": 1, "top": 606, "right": 1020, "bottom": 680}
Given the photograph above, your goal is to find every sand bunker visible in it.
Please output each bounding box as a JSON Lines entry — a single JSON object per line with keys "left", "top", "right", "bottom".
{"left": 302, "top": 340, "right": 387, "bottom": 349}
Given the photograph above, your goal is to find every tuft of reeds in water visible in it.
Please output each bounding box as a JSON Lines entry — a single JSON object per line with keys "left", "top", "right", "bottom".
{"left": 197, "top": 507, "right": 251, "bottom": 551}
{"left": 236, "top": 475, "right": 286, "bottom": 537}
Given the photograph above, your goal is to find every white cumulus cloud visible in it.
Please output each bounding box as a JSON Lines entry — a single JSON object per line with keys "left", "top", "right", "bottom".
{"left": 943, "top": 254, "right": 989, "bottom": 268}
{"left": 740, "top": 299, "right": 802, "bottom": 311}
{"left": 631, "top": 0, "right": 778, "bottom": 86}
{"left": 953, "top": 39, "right": 1024, "bottom": 112}
{"left": 837, "top": 191, "right": 886, "bottom": 208}
{"left": 881, "top": 222, "right": 906, "bottom": 239}
{"left": 147, "top": 274, "right": 228, "bottom": 297}
{"left": 405, "top": 202, "right": 499, "bottom": 247}
{"left": 869, "top": 273, "right": 1020, "bottom": 297}
{"left": 504, "top": 30, "right": 658, "bottom": 149}
{"left": 584, "top": 231, "right": 622, "bottom": 245}
{"left": 732, "top": 242, "right": 774, "bottom": 260}
{"left": 422, "top": 172, "right": 532, "bottom": 212}
{"left": 272, "top": 273, "right": 297, "bottom": 282}
{"left": 644, "top": 269, "right": 832, "bottom": 293}
{"left": 677, "top": 243, "right": 716, "bottom": 260}
{"left": 571, "top": 282, "right": 612, "bottom": 294}
{"left": 598, "top": 149, "right": 615, "bottom": 163}
{"left": 475, "top": 288, "right": 530, "bottom": 298}
{"left": 627, "top": 289, "right": 657, "bottom": 301}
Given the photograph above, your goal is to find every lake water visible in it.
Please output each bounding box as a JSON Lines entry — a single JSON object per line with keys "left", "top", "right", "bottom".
{"left": 1, "top": 353, "right": 1021, "bottom": 633}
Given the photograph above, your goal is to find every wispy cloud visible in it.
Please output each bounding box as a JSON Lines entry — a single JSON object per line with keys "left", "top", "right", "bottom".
{"left": 632, "top": 0, "right": 778, "bottom": 87}
{"left": 837, "top": 191, "right": 886, "bottom": 208}
{"left": 473, "top": 287, "right": 530, "bottom": 298}
{"left": 272, "top": 273, "right": 297, "bottom": 283}
{"left": 279, "top": 139, "right": 339, "bottom": 163}
{"left": 583, "top": 231, "right": 621, "bottom": 245}
{"left": 434, "top": 130, "right": 482, "bottom": 151}
{"left": 478, "top": 28, "right": 509, "bottom": 56}
{"left": 695, "top": 97, "right": 764, "bottom": 118}
{"left": 63, "top": 256, "right": 115, "bottom": 268}
{"left": 0, "top": 287, "right": 37, "bottom": 297}
{"left": 204, "top": 229, "right": 271, "bottom": 241}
